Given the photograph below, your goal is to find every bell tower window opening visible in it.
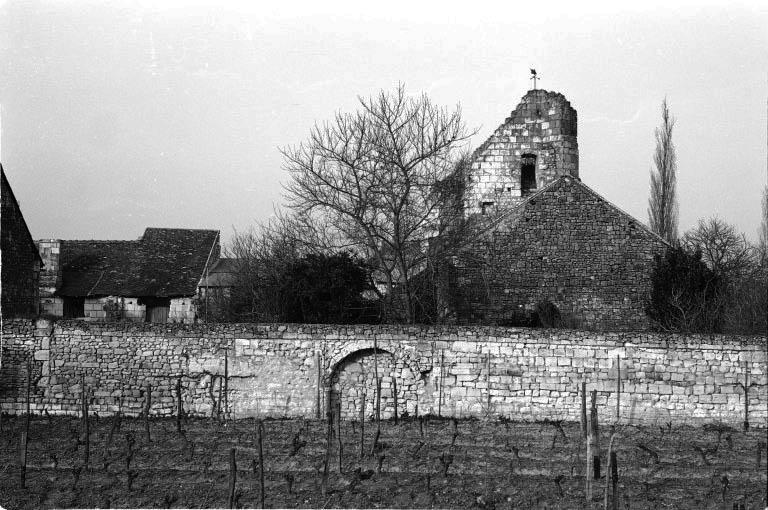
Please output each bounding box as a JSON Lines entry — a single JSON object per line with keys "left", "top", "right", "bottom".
{"left": 521, "top": 154, "right": 537, "bottom": 194}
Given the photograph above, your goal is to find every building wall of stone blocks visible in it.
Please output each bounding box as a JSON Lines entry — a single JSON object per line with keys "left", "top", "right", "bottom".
{"left": 452, "top": 177, "right": 667, "bottom": 331}
{"left": 169, "top": 298, "right": 196, "bottom": 323}
{"left": 35, "top": 239, "right": 61, "bottom": 300}
{"left": 38, "top": 295, "right": 195, "bottom": 323}
{"left": 40, "top": 296, "right": 64, "bottom": 317}
{"left": 1, "top": 172, "right": 41, "bottom": 318}
{"left": 2, "top": 320, "right": 764, "bottom": 427}
{"left": 465, "top": 90, "right": 578, "bottom": 216}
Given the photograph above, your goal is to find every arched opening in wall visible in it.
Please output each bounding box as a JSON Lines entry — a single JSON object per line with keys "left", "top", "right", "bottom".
{"left": 521, "top": 154, "right": 537, "bottom": 195}
{"left": 329, "top": 348, "right": 422, "bottom": 420}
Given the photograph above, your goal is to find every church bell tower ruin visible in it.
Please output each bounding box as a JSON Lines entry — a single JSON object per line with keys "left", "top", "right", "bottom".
{"left": 465, "top": 89, "right": 578, "bottom": 216}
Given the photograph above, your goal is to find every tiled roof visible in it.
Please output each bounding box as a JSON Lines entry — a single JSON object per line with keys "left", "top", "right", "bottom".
{"left": 1, "top": 165, "right": 43, "bottom": 263}
{"left": 57, "top": 228, "right": 219, "bottom": 297}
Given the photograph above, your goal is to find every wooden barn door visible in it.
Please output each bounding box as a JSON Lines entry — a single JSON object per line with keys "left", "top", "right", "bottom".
{"left": 144, "top": 297, "right": 170, "bottom": 323}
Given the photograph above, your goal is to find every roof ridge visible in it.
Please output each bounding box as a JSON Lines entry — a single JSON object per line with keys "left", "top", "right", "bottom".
{"left": 143, "top": 227, "right": 219, "bottom": 232}
{"left": 484, "top": 175, "right": 671, "bottom": 247}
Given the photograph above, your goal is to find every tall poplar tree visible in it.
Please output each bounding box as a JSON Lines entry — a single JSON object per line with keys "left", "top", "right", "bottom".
{"left": 648, "top": 98, "right": 679, "bottom": 244}
{"left": 758, "top": 185, "right": 768, "bottom": 265}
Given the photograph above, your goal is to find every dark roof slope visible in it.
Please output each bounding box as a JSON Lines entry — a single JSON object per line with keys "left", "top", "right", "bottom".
{"left": 57, "top": 228, "right": 219, "bottom": 298}
{"left": 1, "top": 165, "right": 43, "bottom": 263}
{"left": 58, "top": 240, "right": 138, "bottom": 296}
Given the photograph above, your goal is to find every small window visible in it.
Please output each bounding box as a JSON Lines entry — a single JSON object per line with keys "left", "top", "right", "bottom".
{"left": 521, "top": 154, "right": 537, "bottom": 195}
{"left": 481, "top": 201, "right": 494, "bottom": 215}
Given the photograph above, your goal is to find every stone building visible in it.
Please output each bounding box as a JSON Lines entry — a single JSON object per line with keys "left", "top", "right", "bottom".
{"left": 444, "top": 89, "right": 668, "bottom": 330}
{"left": 37, "top": 228, "right": 220, "bottom": 323}
{"left": 1, "top": 164, "right": 42, "bottom": 317}
{"left": 464, "top": 89, "right": 578, "bottom": 216}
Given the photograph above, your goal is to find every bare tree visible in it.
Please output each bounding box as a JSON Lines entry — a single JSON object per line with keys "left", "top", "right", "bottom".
{"left": 223, "top": 211, "right": 326, "bottom": 322}
{"left": 680, "top": 216, "right": 766, "bottom": 334}
{"left": 648, "top": 98, "right": 679, "bottom": 244}
{"left": 681, "top": 217, "right": 755, "bottom": 278}
{"left": 282, "top": 84, "right": 474, "bottom": 323}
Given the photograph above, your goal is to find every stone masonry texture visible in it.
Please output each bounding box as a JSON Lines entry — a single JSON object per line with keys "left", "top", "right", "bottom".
{"left": 465, "top": 89, "right": 578, "bottom": 216}
{"left": 452, "top": 176, "right": 668, "bottom": 331}
{"left": 1, "top": 167, "right": 41, "bottom": 318}
{"left": 1, "top": 320, "right": 765, "bottom": 427}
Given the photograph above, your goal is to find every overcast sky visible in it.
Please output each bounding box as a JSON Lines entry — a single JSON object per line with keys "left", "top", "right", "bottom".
{"left": 1, "top": 0, "right": 766, "bottom": 246}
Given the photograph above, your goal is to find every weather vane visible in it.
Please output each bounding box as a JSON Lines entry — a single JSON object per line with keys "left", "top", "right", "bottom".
{"left": 530, "top": 69, "right": 539, "bottom": 90}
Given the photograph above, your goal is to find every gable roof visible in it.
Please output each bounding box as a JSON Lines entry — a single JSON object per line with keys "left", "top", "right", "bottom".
{"left": 57, "top": 228, "right": 219, "bottom": 298}
{"left": 478, "top": 175, "right": 671, "bottom": 247}
{"left": 1, "top": 164, "right": 43, "bottom": 264}
{"left": 198, "top": 257, "right": 239, "bottom": 287}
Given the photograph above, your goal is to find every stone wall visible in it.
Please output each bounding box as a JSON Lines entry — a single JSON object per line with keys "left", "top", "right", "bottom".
{"left": 1, "top": 320, "right": 764, "bottom": 427}
{"left": 1, "top": 169, "right": 41, "bottom": 318}
{"left": 465, "top": 89, "right": 578, "bottom": 216}
{"left": 452, "top": 177, "right": 668, "bottom": 331}
{"left": 38, "top": 295, "right": 196, "bottom": 323}
{"left": 36, "top": 239, "right": 62, "bottom": 316}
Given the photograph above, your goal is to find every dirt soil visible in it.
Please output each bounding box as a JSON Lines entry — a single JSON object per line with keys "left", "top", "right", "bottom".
{"left": 0, "top": 414, "right": 765, "bottom": 509}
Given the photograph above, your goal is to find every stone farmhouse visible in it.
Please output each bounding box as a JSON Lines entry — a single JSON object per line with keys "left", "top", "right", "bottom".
{"left": 1, "top": 164, "right": 42, "bottom": 317}
{"left": 36, "top": 228, "right": 220, "bottom": 323}
{"left": 443, "top": 89, "right": 669, "bottom": 330}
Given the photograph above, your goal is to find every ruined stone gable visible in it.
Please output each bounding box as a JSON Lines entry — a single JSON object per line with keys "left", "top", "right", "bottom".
{"left": 465, "top": 89, "right": 578, "bottom": 216}
{"left": 452, "top": 176, "right": 668, "bottom": 331}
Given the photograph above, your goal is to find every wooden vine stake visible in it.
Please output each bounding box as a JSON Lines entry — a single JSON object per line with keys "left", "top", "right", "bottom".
{"left": 603, "top": 433, "right": 618, "bottom": 510}
{"left": 373, "top": 336, "right": 381, "bottom": 440}
{"left": 81, "top": 374, "right": 90, "bottom": 469}
{"left": 392, "top": 376, "right": 398, "bottom": 425}
{"left": 144, "top": 383, "right": 151, "bottom": 443}
{"left": 223, "top": 348, "right": 229, "bottom": 423}
{"left": 256, "top": 420, "right": 265, "bottom": 509}
{"left": 742, "top": 364, "right": 750, "bottom": 432}
{"left": 20, "top": 362, "right": 31, "bottom": 488}
{"left": 322, "top": 390, "right": 333, "bottom": 496}
{"left": 487, "top": 352, "right": 492, "bottom": 418}
{"left": 315, "top": 351, "right": 321, "bottom": 420}
{"left": 337, "top": 399, "right": 343, "bottom": 473}
{"left": 586, "top": 389, "right": 600, "bottom": 501}
{"left": 370, "top": 377, "right": 382, "bottom": 456}
{"left": 359, "top": 390, "right": 366, "bottom": 462}
{"left": 176, "top": 376, "right": 184, "bottom": 435}
{"left": 228, "top": 448, "right": 237, "bottom": 508}
{"left": 580, "top": 381, "right": 587, "bottom": 439}
{"left": 615, "top": 355, "right": 621, "bottom": 423}
{"left": 438, "top": 350, "right": 445, "bottom": 418}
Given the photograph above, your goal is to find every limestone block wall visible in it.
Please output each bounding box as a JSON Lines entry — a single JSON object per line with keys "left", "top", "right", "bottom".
{"left": 465, "top": 89, "right": 578, "bottom": 216}
{"left": 169, "top": 298, "right": 196, "bottom": 323}
{"left": 38, "top": 296, "right": 195, "bottom": 323}
{"left": 36, "top": 239, "right": 61, "bottom": 304}
{"left": 40, "top": 296, "right": 64, "bottom": 317}
{"left": 1, "top": 320, "right": 765, "bottom": 427}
